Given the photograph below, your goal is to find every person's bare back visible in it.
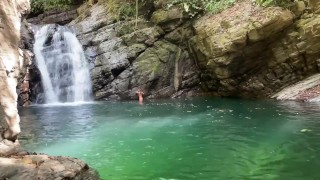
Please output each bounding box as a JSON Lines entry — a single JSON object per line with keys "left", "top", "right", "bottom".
{"left": 136, "top": 89, "right": 144, "bottom": 104}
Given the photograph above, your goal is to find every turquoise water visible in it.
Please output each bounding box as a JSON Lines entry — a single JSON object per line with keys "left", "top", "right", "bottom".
{"left": 19, "top": 98, "right": 320, "bottom": 179}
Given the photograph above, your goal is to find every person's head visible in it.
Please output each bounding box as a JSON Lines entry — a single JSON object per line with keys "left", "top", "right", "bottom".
{"left": 136, "top": 88, "right": 144, "bottom": 95}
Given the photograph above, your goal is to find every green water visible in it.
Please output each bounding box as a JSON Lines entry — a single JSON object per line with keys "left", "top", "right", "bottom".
{"left": 19, "top": 98, "right": 320, "bottom": 180}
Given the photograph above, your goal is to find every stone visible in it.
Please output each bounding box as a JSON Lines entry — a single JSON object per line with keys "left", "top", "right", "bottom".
{"left": 247, "top": 9, "right": 294, "bottom": 43}
{"left": 187, "top": 1, "right": 316, "bottom": 98}
{"left": 18, "top": 18, "right": 34, "bottom": 107}
{"left": 151, "top": 8, "right": 183, "bottom": 25}
{"left": 69, "top": 4, "right": 113, "bottom": 35}
{"left": 164, "top": 22, "right": 193, "bottom": 44}
{"left": 127, "top": 44, "right": 147, "bottom": 61}
{"left": 0, "top": 0, "right": 31, "bottom": 141}
{"left": 309, "top": 0, "right": 320, "bottom": 12}
{"left": 291, "top": 1, "right": 306, "bottom": 17}
{"left": 88, "top": 0, "right": 98, "bottom": 5}
{"left": 272, "top": 73, "right": 320, "bottom": 101}
{"left": 91, "top": 65, "right": 114, "bottom": 92}
{"left": 151, "top": 8, "right": 185, "bottom": 32}
{"left": 122, "top": 26, "right": 164, "bottom": 46}
{"left": 0, "top": 153, "right": 99, "bottom": 179}
{"left": 28, "top": 9, "right": 78, "bottom": 25}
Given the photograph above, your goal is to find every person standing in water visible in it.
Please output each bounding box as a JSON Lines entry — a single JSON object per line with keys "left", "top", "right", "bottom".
{"left": 136, "top": 89, "right": 144, "bottom": 104}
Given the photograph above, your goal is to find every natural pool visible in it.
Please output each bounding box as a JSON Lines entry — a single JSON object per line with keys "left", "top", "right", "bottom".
{"left": 19, "top": 98, "right": 320, "bottom": 180}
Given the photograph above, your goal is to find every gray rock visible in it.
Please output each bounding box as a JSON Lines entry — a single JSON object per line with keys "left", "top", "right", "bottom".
{"left": 0, "top": 154, "right": 99, "bottom": 180}
{"left": 28, "top": 9, "right": 78, "bottom": 25}
{"left": 122, "top": 26, "right": 164, "bottom": 46}
{"left": 65, "top": 2, "right": 203, "bottom": 100}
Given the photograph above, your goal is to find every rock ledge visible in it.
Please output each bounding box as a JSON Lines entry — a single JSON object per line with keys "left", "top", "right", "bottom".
{"left": 0, "top": 140, "right": 99, "bottom": 180}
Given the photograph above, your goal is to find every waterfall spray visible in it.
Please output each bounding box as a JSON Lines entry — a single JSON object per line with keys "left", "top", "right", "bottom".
{"left": 33, "top": 25, "right": 92, "bottom": 104}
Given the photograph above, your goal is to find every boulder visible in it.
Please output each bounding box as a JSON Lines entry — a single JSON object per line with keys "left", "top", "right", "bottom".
{"left": 0, "top": 150, "right": 99, "bottom": 179}
{"left": 272, "top": 73, "right": 320, "bottom": 102}
{"left": 309, "top": 0, "right": 320, "bottom": 12}
{"left": 28, "top": 9, "right": 78, "bottom": 25}
{"left": 130, "top": 40, "right": 179, "bottom": 92}
{"left": 122, "top": 26, "right": 164, "bottom": 46}
{"left": 188, "top": 1, "right": 320, "bottom": 98}
{"left": 151, "top": 8, "right": 185, "bottom": 32}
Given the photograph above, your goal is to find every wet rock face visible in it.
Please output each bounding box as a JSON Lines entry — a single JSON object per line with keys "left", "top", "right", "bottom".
{"left": 71, "top": 0, "right": 320, "bottom": 100}
{"left": 71, "top": 2, "right": 200, "bottom": 100}
{"left": 189, "top": 1, "right": 320, "bottom": 98}
{"left": 18, "top": 19, "right": 35, "bottom": 106}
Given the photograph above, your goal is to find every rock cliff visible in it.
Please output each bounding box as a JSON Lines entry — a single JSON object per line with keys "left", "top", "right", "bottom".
{"left": 0, "top": 0, "right": 30, "bottom": 141}
{"left": 66, "top": 0, "right": 320, "bottom": 101}
{"left": 190, "top": 1, "right": 320, "bottom": 98}
{"left": 24, "top": 0, "right": 320, "bottom": 102}
{"left": 70, "top": 1, "right": 200, "bottom": 100}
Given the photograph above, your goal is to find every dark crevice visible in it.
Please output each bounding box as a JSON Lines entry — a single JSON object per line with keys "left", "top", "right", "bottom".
{"left": 111, "top": 67, "right": 126, "bottom": 77}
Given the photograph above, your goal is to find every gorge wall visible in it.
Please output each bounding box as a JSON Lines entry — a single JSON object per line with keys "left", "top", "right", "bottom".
{"left": 69, "top": 2, "right": 201, "bottom": 100}
{"left": 26, "top": 0, "right": 320, "bottom": 102}
{"left": 0, "top": 0, "right": 31, "bottom": 140}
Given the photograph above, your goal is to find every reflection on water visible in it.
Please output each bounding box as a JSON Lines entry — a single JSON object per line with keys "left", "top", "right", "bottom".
{"left": 19, "top": 98, "right": 320, "bottom": 180}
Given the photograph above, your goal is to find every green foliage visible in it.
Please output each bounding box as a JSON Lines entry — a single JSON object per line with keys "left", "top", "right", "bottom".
{"left": 100, "top": 0, "right": 151, "bottom": 21}
{"left": 205, "top": 0, "right": 237, "bottom": 14}
{"left": 30, "top": 0, "right": 74, "bottom": 14}
{"left": 100, "top": 0, "right": 134, "bottom": 20}
{"left": 115, "top": 22, "right": 136, "bottom": 36}
{"left": 118, "top": 2, "right": 135, "bottom": 19}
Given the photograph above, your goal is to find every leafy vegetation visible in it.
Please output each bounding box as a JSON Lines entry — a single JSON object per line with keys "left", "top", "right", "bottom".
{"left": 99, "top": 0, "right": 135, "bottom": 20}
{"left": 30, "top": 0, "right": 81, "bottom": 15}
{"left": 98, "top": 0, "right": 154, "bottom": 21}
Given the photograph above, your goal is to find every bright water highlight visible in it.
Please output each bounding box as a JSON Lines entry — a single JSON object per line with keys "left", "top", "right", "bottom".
{"left": 20, "top": 98, "right": 320, "bottom": 179}
{"left": 33, "top": 25, "right": 92, "bottom": 104}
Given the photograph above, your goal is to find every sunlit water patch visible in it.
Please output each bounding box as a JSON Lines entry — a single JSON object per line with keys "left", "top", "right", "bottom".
{"left": 19, "top": 98, "right": 320, "bottom": 179}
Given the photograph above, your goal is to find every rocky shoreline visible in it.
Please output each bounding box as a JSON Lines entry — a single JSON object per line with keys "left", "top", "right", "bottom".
{"left": 0, "top": 139, "right": 98, "bottom": 180}
{"left": 272, "top": 73, "right": 320, "bottom": 101}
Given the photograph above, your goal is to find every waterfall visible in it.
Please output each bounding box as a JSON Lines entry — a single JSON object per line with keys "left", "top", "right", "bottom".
{"left": 33, "top": 25, "right": 92, "bottom": 104}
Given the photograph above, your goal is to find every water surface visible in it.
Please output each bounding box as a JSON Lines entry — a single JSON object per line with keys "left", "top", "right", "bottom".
{"left": 19, "top": 98, "right": 320, "bottom": 180}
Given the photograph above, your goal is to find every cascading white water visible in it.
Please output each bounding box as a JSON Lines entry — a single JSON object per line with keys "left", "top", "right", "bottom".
{"left": 33, "top": 25, "right": 92, "bottom": 104}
